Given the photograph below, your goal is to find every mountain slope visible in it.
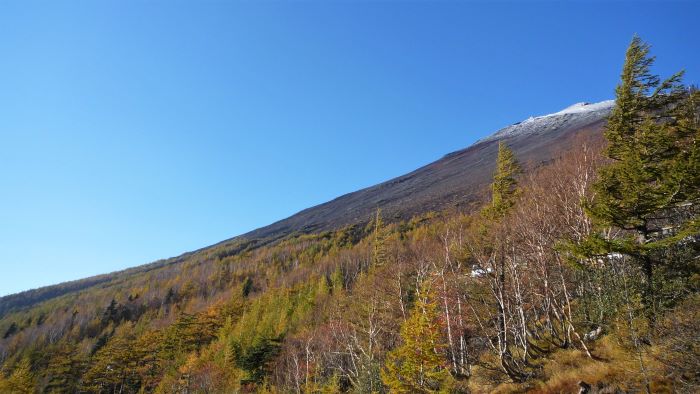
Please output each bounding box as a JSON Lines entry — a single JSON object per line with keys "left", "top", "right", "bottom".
{"left": 238, "top": 100, "right": 613, "bottom": 241}
{"left": 0, "top": 100, "right": 613, "bottom": 314}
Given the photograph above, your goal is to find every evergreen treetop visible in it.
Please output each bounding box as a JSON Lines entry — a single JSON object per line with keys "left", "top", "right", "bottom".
{"left": 483, "top": 141, "right": 521, "bottom": 221}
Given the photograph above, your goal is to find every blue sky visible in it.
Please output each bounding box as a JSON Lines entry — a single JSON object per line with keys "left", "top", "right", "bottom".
{"left": 1, "top": 1, "right": 698, "bottom": 296}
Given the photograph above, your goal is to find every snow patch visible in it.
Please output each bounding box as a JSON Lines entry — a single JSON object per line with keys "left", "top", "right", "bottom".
{"left": 476, "top": 99, "right": 615, "bottom": 144}
{"left": 550, "top": 100, "right": 615, "bottom": 116}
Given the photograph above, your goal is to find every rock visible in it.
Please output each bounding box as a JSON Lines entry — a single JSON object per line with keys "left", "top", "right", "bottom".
{"left": 578, "top": 380, "right": 592, "bottom": 394}
{"left": 584, "top": 326, "right": 603, "bottom": 342}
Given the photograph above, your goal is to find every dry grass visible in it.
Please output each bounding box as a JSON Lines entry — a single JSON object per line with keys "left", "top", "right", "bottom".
{"left": 468, "top": 336, "right": 676, "bottom": 394}
{"left": 531, "top": 339, "right": 627, "bottom": 394}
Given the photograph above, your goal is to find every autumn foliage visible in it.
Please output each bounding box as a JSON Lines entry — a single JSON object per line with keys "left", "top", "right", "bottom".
{"left": 0, "top": 36, "right": 698, "bottom": 393}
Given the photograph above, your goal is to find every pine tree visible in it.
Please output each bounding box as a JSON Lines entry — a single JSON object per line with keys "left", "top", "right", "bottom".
{"left": 133, "top": 330, "right": 164, "bottom": 392}
{"left": 480, "top": 141, "right": 523, "bottom": 380}
{"left": 670, "top": 87, "right": 700, "bottom": 206}
{"left": 1, "top": 357, "right": 36, "bottom": 394}
{"left": 45, "top": 343, "right": 85, "bottom": 393}
{"left": 83, "top": 334, "right": 140, "bottom": 393}
{"left": 372, "top": 208, "right": 388, "bottom": 267}
{"left": 583, "top": 36, "right": 694, "bottom": 323}
{"left": 382, "top": 282, "right": 449, "bottom": 393}
{"left": 483, "top": 141, "right": 521, "bottom": 220}
{"left": 316, "top": 274, "right": 331, "bottom": 297}
{"left": 242, "top": 276, "right": 254, "bottom": 298}
{"left": 330, "top": 266, "right": 344, "bottom": 294}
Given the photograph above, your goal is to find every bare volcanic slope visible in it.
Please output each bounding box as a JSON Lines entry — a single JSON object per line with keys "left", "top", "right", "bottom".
{"left": 0, "top": 100, "right": 613, "bottom": 314}
{"left": 238, "top": 100, "right": 614, "bottom": 241}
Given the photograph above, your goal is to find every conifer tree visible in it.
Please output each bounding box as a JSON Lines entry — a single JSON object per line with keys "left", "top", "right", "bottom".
{"left": 582, "top": 36, "right": 695, "bottom": 322}
{"left": 382, "top": 282, "right": 449, "bottom": 393}
{"left": 45, "top": 343, "right": 85, "bottom": 393}
{"left": 1, "top": 357, "right": 36, "bottom": 394}
{"left": 480, "top": 141, "right": 522, "bottom": 380}
{"left": 483, "top": 141, "right": 521, "bottom": 220}
{"left": 242, "top": 276, "right": 254, "bottom": 298}
{"left": 372, "top": 208, "right": 388, "bottom": 267}
{"left": 83, "top": 334, "right": 140, "bottom": 393}
{"left": 316, "top": 274, "right": 331, "bottom": 297}
{"left": 330, "top": 266, "right": 344, "bottom": 294}
{"left": 669, "top": 86, "right": 700, "bottom": 218}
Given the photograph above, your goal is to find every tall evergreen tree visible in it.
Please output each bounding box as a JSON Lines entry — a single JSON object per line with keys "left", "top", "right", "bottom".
{"left": 480, "top": 141, "right": 524, "bottom": 380}
{"left": 0, "top": 358, "right": 36, "bottom": 394}
{"left": 45, "top": 343, "right": 85, "bottom": 393}
{"left": 483, "top": 141, "right": 521, "bottom": 220}
{"left": 382, "top": 282, "right": 449, "bottom": 393}
{"left": 582, "top": 36, "right": 697, "bottom": 323}
{"left": 671, "top": 86, "right": 700, "bottom": 206}
{"left": 372, "top": 208, "right": 388, "bottom": 267}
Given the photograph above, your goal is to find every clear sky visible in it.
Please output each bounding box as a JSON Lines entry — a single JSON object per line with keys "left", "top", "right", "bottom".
{"left": 1, "top": 1, "right": 698, "bottom": 296}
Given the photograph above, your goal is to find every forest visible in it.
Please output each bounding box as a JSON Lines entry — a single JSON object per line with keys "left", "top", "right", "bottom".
{"left": 0, "top": 37, "right": 698, "bottom": 393}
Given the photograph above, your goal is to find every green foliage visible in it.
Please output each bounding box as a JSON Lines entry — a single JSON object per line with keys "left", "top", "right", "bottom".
{"left": 330, "top": 265, "right": 345, "bottom": 293}
{"left": 226, "top": 284, "right": 317, "bottom": 387}
{"left": 604, "top": 36, "right": 684, "bottom": 161}
{"left": 672, "top": 88, "right": 700, "bottom": 203}
{"left": 580, "top": 35, "right": 699, "bottom": 322}
{"left": 161, "top": 313, "right": 201, "bottom": 358}
{"left": 232, "top": 337, "right": 281, "bottom": 384}
{"left": 82, "top": 330, "right": 143, "bottom": 392}
{"left": 0, "top": 357, "right": 35, "bottom": 394}
{"left": 372, "top": 208, "right": 389, "bottom": 267}
{"left": 356, "top": 361, "right": 384, "bottom": 394}
{"left": 382, "top": 282, "right": 450, "bottom": 393}
{"left": 241, "top": 276, "right": 254, "bottom": 298}
{"left": 44, "top": 343, "right": 86, "bottom": 393}
{"left": 588, "top": 35, "right": 691, "bottom": 235}
{"left": 483, "top": 141, "right": 520, "bottom": 220}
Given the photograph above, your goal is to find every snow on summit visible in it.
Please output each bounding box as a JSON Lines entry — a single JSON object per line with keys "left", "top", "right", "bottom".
{"left": 551, "top": 100, "right": 616, "bottom": 116}
{"left": 477, "top": 99, "right": 615, "bottom": 144}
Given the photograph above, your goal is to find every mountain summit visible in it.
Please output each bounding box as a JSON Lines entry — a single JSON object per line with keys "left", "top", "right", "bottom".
{"left": 477, "top": 99, "right": 614, "bottom": 144}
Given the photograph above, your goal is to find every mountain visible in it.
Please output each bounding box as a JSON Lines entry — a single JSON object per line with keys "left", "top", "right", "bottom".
{"left": 238, "top": 100, "right": 614, "bottom": 241}
{"left": 0, "top": 99, "right": 613, "bottom": 314}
